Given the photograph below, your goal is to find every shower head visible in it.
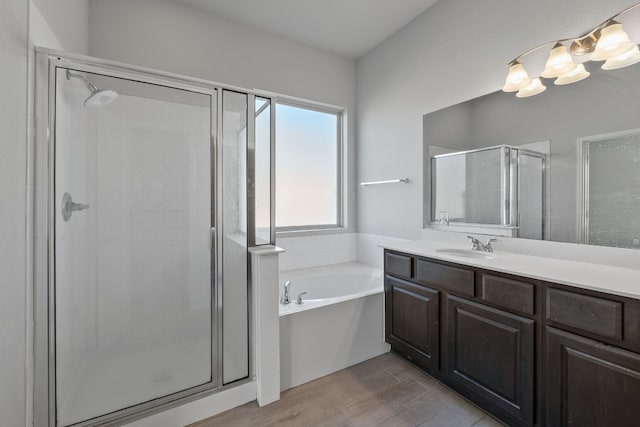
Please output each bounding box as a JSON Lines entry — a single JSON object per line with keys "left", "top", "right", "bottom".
{"left": 84, "top": 88, "right": 118, "bottom": 108}
{"left": 66, "top": 70, "right": 118, "bottom": 108}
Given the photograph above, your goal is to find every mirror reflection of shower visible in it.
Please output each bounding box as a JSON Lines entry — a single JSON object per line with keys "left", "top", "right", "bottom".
{"left": 65, "top": 70, "right": 118, "bottom": 107}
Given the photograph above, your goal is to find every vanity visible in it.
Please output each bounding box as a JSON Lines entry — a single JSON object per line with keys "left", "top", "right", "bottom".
{"left": 382, "top": 242, "right": 640, "bottom": 427}
{"left": 407, "top": 34, "right": 640, "bottom": 425}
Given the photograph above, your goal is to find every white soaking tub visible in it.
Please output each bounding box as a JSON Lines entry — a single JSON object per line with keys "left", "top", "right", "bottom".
{"left": 279, "top": 262, "right": 390, "bottom": 390}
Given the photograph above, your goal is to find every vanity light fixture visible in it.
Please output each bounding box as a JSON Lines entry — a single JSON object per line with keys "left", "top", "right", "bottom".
{"left": 503, "top": 3, "right": 640, "bottom": 97}
{"left": 591, "top": 21, "right": 636, "bottom": 60}
{"left": 502, "top": 61, "right": 531, "bottom": 92}
{"left": 554, "top": 63, "right": 590, "bottom": 85}
{"left": 516, "top": 78, "right": 546, "bottom": 98}
{"left": 540, "top": 43, "right": 577, "bottom": 78}
{"left": 602, "top": 44, "right": 640, "bottom": 69}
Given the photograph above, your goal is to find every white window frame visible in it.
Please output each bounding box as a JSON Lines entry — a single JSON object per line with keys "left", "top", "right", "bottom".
{"left": 275, "top": 99, "right": 345, "bottom": 234}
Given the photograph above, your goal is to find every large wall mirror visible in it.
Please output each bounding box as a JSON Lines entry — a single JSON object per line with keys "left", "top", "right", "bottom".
{"left": 423, "top": 61, "right": 640, "bottom": 250}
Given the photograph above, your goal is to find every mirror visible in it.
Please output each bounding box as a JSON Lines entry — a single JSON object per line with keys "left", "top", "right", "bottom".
{"left": 423, "top": 61, "right": 640, "bottom": 249}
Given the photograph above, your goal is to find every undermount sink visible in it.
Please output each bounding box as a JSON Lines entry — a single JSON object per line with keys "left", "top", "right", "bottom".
{"left": 435, "top": 248, "right": 496, "bottom": 260}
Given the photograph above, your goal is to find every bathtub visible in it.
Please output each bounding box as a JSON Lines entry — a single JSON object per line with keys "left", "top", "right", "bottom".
{"left": 279, "top": 262, "right": 390, "bottom": 391}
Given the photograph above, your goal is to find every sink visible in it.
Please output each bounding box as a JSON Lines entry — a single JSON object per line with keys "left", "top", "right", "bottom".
{"left": 435, "top": 248, "right": 496, "bottom": 260}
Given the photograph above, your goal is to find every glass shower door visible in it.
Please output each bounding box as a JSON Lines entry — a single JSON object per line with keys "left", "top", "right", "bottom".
{"left": 517, "top": 152, "right": 544, "bottom": 240}
{"left": 584, "top": 133, "right": 640, "bottom": 248}
{"left": 54, "top": 67, "right": 214, "bottom": 426}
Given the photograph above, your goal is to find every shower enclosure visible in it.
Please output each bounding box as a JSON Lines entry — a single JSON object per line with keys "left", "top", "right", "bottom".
{"left": 34, "top": 50, "right": 274, "bottom": 426}
{"left": 430, "top": 145, "right": 546, "bottom": 239}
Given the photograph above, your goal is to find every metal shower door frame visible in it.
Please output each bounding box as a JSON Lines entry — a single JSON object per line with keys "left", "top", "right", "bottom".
{"left": 33, "top": 48, "right": 265, "bottom": 427}
{"left": 513, "top": 148, "right": 546, "bottom": 239}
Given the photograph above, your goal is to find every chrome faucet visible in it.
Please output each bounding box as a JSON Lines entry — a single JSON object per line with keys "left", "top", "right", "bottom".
{"left": 438, "top": 211, "right": 450, "bottom": 226}
{"left": 467, "top": 235, "right": 498, "bottom": 252}
{"left": 295, "top": 292, "right": 307, "bottom": 305}
{"left": 280, "top": 281, "right": 292, "bottom": 305}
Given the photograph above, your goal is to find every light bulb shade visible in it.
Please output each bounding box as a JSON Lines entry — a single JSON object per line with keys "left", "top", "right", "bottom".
{"left": 555, "top": 63, "right": 591, "bottom": 85}
{"left": 541, "top": 44, "right": 577, "bottom": 78}
{"left": 591, "top": 22, "right": 636, "bottom": 61}
{"left": 516, "top": 78, "right": 546, "bottom": 98}
{"left": 502, "top": 62, "right": 532, "bottom": 92}
{"left": 602, "top": 44, "right": 640, "bottom": 70}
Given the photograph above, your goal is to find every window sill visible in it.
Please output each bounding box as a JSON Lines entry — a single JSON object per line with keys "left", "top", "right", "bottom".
{"left": 276, "top": 227, "right": 348, "bottom": 238}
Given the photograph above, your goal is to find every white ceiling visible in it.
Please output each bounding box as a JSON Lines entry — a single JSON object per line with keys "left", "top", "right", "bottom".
{"left": 177, "top": 0, "right": 439, "bottom": 58}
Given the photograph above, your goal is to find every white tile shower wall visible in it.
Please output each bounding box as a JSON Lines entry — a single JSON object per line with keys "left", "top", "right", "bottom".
{"left": 356, "top": 233, "right": 411, "bottom": 269}
{"left": 277, "top": 233, "right": 357, "bottom": 271}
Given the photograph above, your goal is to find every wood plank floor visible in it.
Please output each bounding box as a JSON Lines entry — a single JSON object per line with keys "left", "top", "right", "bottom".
{"left": 190, "top": 352, "right": 506, "bottom": 427}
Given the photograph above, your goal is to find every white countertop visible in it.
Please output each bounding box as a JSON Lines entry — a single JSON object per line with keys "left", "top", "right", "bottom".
{"left": 381, "top": 240, "right": 640, "bottom": 300}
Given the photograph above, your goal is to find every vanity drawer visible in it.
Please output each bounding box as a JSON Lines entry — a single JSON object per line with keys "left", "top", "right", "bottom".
{"left": 546, "top": 288, "right": 622, "bottom": 340}
{"left": 481, "top": 274, "right": 535, "bottom": 316}
{"left": 416, "top": 258, "right": 474, "bottom": 297}
{"left": 385, "top": 252, "right": 413, "bottom": 278}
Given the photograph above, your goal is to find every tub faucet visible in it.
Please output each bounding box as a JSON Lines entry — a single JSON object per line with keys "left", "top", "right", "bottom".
{"left": 280, "top": 281, "right": 292, "bottom": 305}
{"left": 295, "top": 292, "right": 307, "bottom": 305}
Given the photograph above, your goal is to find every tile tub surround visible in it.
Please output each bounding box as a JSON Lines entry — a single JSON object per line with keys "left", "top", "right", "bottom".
{"left": 190, "top": 352, "right": 505, "bottom": 427}
{"left": 356, "top": 233, "right": 411, "bottom": 269}
{"left": 277, "top": 232, "right": 410, "bottom": 271}
{"left": 277, "top": 233, "right": 357, "bottom": 271}
{"left": 382, "top": 237, "right": 640, "bottom": 300}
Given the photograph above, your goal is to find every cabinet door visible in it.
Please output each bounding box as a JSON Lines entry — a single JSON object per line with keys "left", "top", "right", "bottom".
{"left": 385, "top": 276, "right": 439, "bottom": 372}
{"left": 546, "top": 327, "right": 640, "bottom": 427}
{"left": 446, "top": 295, "right": 534, "bottom": 426}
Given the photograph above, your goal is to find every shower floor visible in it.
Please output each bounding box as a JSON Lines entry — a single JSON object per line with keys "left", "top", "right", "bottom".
{"left": 58, "top": 336, "right": 211, "bottom": 426}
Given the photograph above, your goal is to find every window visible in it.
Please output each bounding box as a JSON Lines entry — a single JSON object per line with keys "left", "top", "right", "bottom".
{"left": 276, "top": 101, "right": 342, "bottom": 230}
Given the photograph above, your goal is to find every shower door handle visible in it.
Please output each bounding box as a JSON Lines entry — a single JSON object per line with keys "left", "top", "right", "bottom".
{"left": 62, "top": 192, "right": 90, "bottom": 222}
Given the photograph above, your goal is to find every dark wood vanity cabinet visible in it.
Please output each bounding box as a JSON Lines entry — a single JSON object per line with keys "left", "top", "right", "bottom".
{"left": 384, "top": 249, "right": 640, "bottom": 427}
{"left": 446, "top": 295, "right": 534, "bottom": 425}
{"left": 545, "top": 327, "right": 640, "bottom": 427}
{"left": 384, "top": 276, "right": 440, "bottom": 372}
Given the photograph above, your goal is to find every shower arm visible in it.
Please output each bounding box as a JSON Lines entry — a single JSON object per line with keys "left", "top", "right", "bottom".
{"left": 66, "top": 70, "right": 99, "bottom": 93}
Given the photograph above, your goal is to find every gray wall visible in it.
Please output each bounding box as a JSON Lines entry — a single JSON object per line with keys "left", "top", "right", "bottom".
{"left": 0, "top": 0, "right": 28, "bottom": 425}
{"left": 30, "top": 0, "right": 89, "bottom": 53}
{"left": 356, "top": 0, "right": 640, "bottom": 239}
{"left": 88, "top": 0, "right": 357, "bottom": 231}
{"left": 12, "top": 2, "right": 358, "bottom": 423}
